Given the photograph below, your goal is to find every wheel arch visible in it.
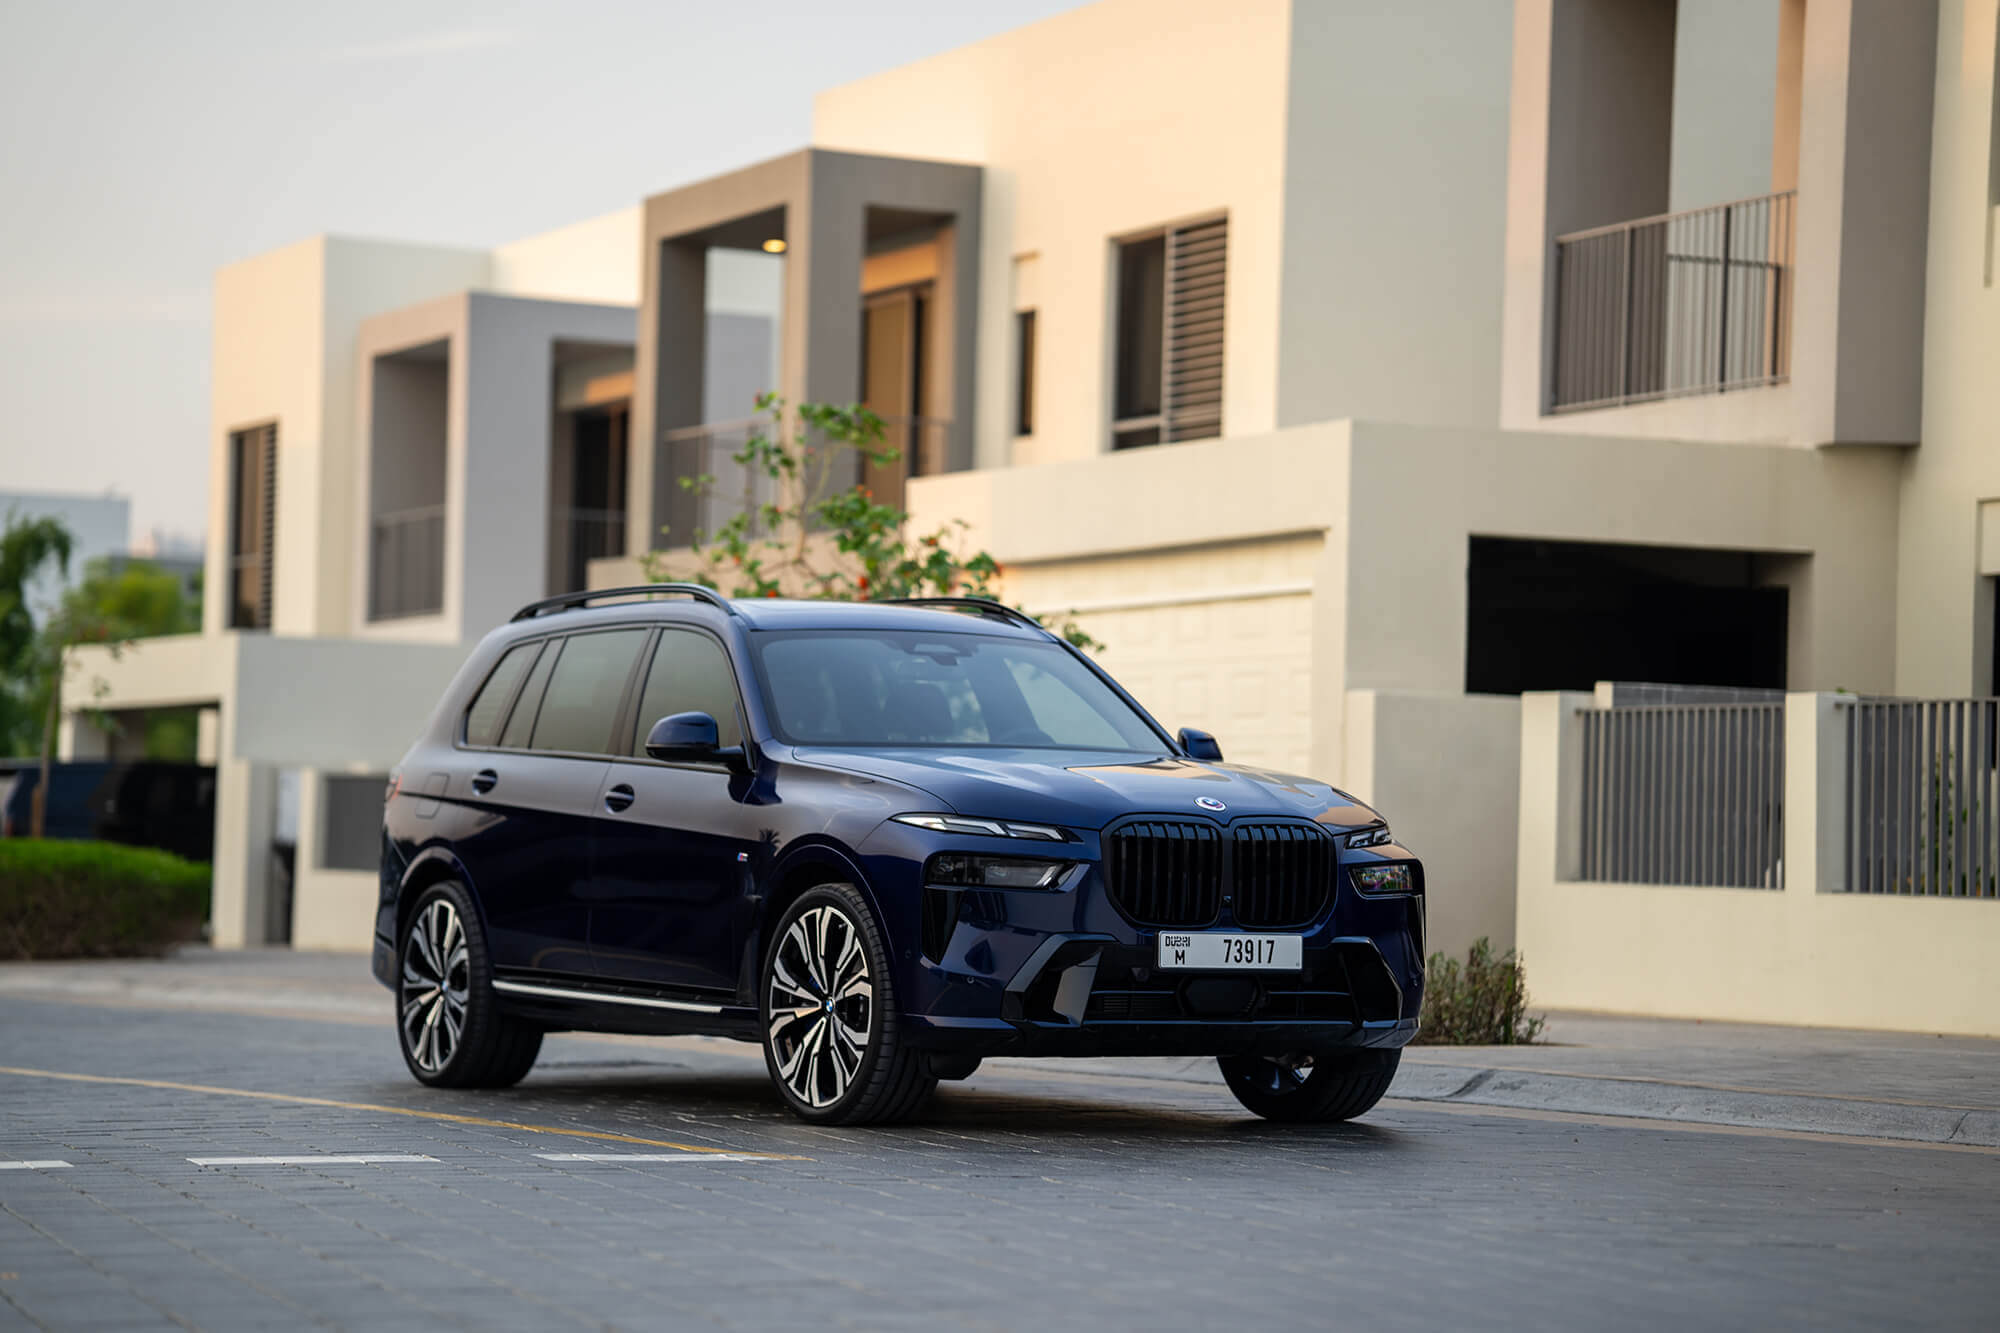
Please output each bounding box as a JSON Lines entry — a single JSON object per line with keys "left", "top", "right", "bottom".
{"left": 743, "top": 840, "right": 886, "bottom": 996}
{"left": 395, "top": 844, "right": 481, "bottom": 945}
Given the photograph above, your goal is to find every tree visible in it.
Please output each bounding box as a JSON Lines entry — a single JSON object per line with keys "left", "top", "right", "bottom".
{"left": 35, "top": 559, "right": 204, "bottom": 761}
{"left": 0, "top": 513, "right": 75, "bottom": 757}
{"left": 640, "top": 395, "right": 1099, "bottom": 650}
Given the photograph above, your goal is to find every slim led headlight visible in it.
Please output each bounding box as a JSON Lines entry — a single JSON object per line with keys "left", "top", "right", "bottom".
{"left": 892, "top": 813, "right": 1069, "bottom": 841}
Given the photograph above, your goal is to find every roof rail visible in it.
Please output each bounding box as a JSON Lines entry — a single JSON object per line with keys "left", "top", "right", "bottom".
{"left": 882, "top": 596, "right": 1048, "bottom": 633}
{"left": 509, "top": 584, "right": 736, "bottom": 623}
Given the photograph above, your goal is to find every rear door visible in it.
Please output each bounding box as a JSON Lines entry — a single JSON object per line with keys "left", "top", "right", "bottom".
{"left": 451, "top": 629, "right": 646, "bottom": 977}
{"left": 588, "top": 626, "right": 761, "bottom": 993}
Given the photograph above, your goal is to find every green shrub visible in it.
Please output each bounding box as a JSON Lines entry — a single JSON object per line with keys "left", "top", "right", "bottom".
{"left": 1416, "top": 936, "right": 1544, "bottom": 1045}
{"left": 0, "top": 839, "right": 210, "bottom": 959}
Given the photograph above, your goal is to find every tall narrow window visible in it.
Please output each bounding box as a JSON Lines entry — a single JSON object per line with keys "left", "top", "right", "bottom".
{"left": 227, "top": 422, "right": 276, "bottom": 629}
{"left": 1015, "top": 310, "right": 1037, "bottom": 436}
{"left": 1112, "top": 216, "right": 1226, "bottom": 449}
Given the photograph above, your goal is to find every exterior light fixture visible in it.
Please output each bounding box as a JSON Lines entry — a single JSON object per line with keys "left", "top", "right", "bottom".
{"left": 762, "top": 238, "right": 787, "bottom": 254}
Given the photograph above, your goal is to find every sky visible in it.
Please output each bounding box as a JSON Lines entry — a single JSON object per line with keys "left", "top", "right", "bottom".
{"left": 0, "top": 0, "right": 1081, "bottom": 547}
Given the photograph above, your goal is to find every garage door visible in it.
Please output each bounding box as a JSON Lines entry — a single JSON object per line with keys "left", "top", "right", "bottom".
{"left": 1013, "top": 537, "right": 1319, "bottom": 776}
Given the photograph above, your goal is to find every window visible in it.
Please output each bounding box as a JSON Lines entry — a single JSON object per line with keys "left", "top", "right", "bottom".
{"left": 750, "top": 630, "right": 1166, "bottom": 753}
{"left": 529, "top": 630, "right": 648, "bottom": 755}
{"left": 499, "top": 642, "right": 558, "bottom": 749}
{"left": 1111, "top": 217, "right": 1226, "bottom": 450}
{"left": 227, "top": 422, "right": 277, "bottom": 628}
{"left": 321, "top": 775, "right": 390, "bottom": 872}
{"left": 629, "top": 629, "right": 744, "bottom": 753}
{"left": 464, "top": 642, "right": 541, "bottom": 747}
{"left": 1015, "top": 310, "right": 1037, "bottom": 436}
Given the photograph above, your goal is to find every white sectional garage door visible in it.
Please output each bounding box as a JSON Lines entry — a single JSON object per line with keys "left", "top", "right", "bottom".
{"left": 1013, "top": 536, "right": 1319, "bottom": 776}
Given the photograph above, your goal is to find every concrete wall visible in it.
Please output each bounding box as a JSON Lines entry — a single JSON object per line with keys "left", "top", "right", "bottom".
{"left": 490, "top": 207, "right": 642, "bottom": 306}
{"left": 1516, "top": 691, "right": 2000, "bottom": 1036}
{"left": 813, "top": 0, "right": 1293, "bottom": 470}
{"left": 1899, "top": 0, "right": 2000, "bottom": 696}
{"left": 1275, "top": 0, "right": 1515, "bottom": 435}
{"left": 1669, "top": 0, "right": 1784, "bottom": 211}
{"left": 1343, "top": 690, "right": 1521, "bottom": 961}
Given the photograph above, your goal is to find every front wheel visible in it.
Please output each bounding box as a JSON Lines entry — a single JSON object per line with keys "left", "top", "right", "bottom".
{"left": 761, "top": 884, "right": 935, "bottom": 1125}
{"left": 1218, "top": 1048, "right": 1401, "bottom": 1122}
{"left": 396, "top": 882, "right": 541, "bottom": 1089}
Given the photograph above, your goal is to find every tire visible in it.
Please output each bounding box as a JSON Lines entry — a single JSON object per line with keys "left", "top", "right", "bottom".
{"left": 396, "top": 881, "right": 542, "bottom": 1089}
{"left": 760, "top": 883, "right": 935, "bottom": 1125}
{"left": 1217, "top": 1048, "right": 1401, "bottom": 1123}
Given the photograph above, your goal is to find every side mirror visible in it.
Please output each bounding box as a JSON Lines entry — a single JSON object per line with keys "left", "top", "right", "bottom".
{"left": 1178, "top": 727, "right": 1223, "bottom": 762}
{"left": 644, "top": 711, "right": 746, "bottom": 770}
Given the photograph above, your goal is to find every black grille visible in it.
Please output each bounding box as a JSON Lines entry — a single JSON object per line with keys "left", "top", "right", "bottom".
{"left": 1103, "top": 821, "right": 1224, "bottom": 927}
{"left": 1230, "top": 822, "right": 1336, "bottom": 928}
{"left": 1102, "top": 818, "right": 1334, "bottom": 928}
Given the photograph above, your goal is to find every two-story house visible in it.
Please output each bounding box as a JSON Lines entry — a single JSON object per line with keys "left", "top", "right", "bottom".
{"left": 69, "top": 1, "right": 2000, "bottom": 1035}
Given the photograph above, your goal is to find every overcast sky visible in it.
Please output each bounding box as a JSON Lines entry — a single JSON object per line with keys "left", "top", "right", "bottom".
{"left": 0, "top": 0, "right": 1080, "bottom": 545}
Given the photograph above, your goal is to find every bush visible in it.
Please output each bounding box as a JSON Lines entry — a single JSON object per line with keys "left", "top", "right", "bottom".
{"left": 1416, "top": 937, "right": 1544, "bottom": 1045}
{"left": 0, "top": 839, "right": 210, "bottom": 959}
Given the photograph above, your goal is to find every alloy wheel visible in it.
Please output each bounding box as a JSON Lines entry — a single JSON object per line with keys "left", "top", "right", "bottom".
{"left": 400, "top": 898, "right": 470, "bottom": 1074}
{"left": 765, "top": 904, "right": 875, "bottom": 1109}
{"left": 1243, "top": 1053, "right": 1315, "bottom": 1097}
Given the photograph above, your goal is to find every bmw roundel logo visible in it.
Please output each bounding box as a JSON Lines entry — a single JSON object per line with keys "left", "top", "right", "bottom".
{"left": 1195, "top": 796, "right": 1228, "bottom": 812}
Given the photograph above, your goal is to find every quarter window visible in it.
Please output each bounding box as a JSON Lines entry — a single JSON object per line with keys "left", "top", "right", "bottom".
{"left": 463, "top": 642, "right": 540, "bottom": 747}
{"left": 500, "top": 642, "right": 558, "bottom": 749}
{"left": 629, "top": 629, "right": 744, "bottom": 753}
{"left": 528, "top": 629, "right": 647, "bottom": 755}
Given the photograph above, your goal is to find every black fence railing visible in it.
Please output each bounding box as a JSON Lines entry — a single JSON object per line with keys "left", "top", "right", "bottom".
{"left": 1552, "top": 190, "right": 1795, "bottom": 412}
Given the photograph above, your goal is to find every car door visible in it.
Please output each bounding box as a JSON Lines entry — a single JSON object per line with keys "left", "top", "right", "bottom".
{"left": 587, "top": 626, "right": 761, "bottom": 993}
{"left": 451, "top": 629, "right": 645, "bottom": 978}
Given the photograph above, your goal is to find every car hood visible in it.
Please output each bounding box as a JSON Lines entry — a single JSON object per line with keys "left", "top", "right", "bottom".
{"left": 789, "top": 747, "right": 1382, "bottom": 832}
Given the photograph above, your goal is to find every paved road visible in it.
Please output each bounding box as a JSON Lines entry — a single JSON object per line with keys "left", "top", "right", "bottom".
{"left": 1, "top": 972, "right": 1996, "bottom": 1331}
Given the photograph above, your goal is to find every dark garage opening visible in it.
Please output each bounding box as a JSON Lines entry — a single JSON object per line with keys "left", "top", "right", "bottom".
{"left": 1466, "top": 537, "right": 1788, "bottom": 695}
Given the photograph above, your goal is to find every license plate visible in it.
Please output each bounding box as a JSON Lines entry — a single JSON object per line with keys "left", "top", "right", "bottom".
{"left": 1156, "top": 932, "right": 1303, "bottom": 971}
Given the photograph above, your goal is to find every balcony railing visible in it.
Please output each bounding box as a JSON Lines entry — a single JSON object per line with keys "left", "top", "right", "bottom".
{"left": 652, "top": 415, "right": 949, "bottom": 549}
{"left": 555, "top": 506, "right": 625, "bottom": 593}
{"left": 1551, "top": 190, "right": 1795, "bottom": 412}
{"left": 369, "top": 504, "right": 445, "bottom": 621}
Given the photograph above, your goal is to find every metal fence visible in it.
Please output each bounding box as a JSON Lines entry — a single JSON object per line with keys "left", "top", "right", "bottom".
{"left": 368, "top": 504, "right": 445, "bottom": 620}
{"left": 555, "top": 506, "right": 625, "bottom": 593}
{"left": 1848, "top": 699, "right": 2000, "bottom": 898}
{"left": 1552, "top": 190, "right": 1795, "bottom": 412}
{"left": 1580, "top": 702, "right": 1786, "bottom": 888}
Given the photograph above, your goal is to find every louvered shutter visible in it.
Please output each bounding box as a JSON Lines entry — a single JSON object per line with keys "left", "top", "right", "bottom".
{"left": 256, "top": 423, "right": 276, "bottom": 629}
{"left": 1162, "top": 217, "right": 1226, "bottom": 443}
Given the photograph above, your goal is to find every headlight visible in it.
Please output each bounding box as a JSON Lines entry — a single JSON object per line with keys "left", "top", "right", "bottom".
{"left": 924, "top": 853, "right": 1071, "bottom": 890}
{"left": 1350, "top": 863, "right": 1416, "bottom": 895}
{"left": 892, "top": 812, "right": 1069, "bottom": 841}
{"left": 1346, "top": 825, "right": 1393, "bottom": 849}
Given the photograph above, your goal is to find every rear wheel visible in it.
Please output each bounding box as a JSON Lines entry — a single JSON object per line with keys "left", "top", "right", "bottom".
{"left": 1217, "top": 1048, "right": 1400, "bottom": 1122}
{"left": 761, "top": 884, "right": 935, "bottom": 1125}
{"left": 397, "top": 882, "right": 541, "bottom": 1089}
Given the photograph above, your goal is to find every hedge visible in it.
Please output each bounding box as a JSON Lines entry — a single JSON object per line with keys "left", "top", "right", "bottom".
{"left": 0, "top": 839, "right": 211, "bottom": 959}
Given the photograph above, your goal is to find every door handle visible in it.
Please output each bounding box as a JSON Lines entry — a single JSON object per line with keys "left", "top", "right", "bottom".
{"left": 604, "top": 783, "right": 636, "bottom": 813}
{"left": 471, "top": 769, "right": 498, "bottom": 794}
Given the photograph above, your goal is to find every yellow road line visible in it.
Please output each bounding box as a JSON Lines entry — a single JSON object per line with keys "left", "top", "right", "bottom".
{"left": 0, "top": 1065, "right": 802, "bottom": 1159}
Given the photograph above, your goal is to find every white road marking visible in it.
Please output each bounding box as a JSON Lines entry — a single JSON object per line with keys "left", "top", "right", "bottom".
{"left": 533, "top": 1152, "right": 766, "bottom": 1163}
{"left": 187, "top": 1154, "right": 439, "bottom": 1166}
{"left": 0, "top": 1160, "right": 72, "bottom": 1170}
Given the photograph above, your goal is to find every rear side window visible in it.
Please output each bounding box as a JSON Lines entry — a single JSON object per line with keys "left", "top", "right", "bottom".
{"left": 628, "top": 629, "right": 743, "bottom": 753}
{"left": 500, "top": 642, "right": 560, "bottom": 749}
{"left": 528, "top": 629, "right": 648, "bottom": 755}
{"left": 463, "top": 642, "right": 540, "bottom": 747}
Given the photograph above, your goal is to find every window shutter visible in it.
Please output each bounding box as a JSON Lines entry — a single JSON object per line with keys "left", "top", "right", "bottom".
{"left": 257, "top": 423, "right": 277, "bottom": 629}
{"left": 1162, "top": 217, "right": 1226, "bottom": 443}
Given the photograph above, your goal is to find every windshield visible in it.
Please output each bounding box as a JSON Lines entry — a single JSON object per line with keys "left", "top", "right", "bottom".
{"left": 750, "top": 629, "right": 1170, "bottom": 753}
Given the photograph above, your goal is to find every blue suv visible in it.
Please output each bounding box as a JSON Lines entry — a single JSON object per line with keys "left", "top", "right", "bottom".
{"left": 375, "top": 585, "right": 1424, "bottom": 1124}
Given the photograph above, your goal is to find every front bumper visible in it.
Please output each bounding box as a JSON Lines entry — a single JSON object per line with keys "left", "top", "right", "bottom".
{"left": 868, "top": 832, "right": 1428, "bottom": 1059}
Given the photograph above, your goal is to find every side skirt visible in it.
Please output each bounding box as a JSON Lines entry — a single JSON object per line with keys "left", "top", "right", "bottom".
{"left": 490, "top": 977, "right": 762, "bottom": 1041}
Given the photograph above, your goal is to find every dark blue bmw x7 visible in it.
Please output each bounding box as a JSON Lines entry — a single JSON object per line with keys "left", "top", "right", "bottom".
{"left": 375, "top": 585, "right": 1425, "bottom": 1124}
